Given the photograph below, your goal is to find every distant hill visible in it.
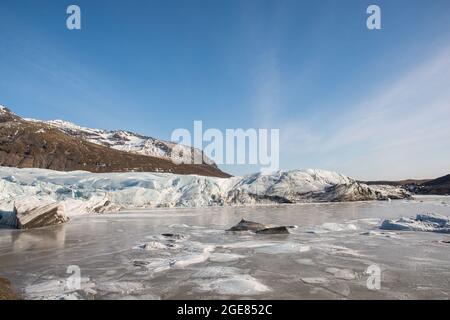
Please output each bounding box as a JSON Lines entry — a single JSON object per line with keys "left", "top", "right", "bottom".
{"left": 364, "top": 179, "right": 431, "bottom": 186}
{"left": 422, "top": 174, "right": 450, "bottom": 187}
{"left": 418, "top": 174, "right": 450, "bottom": 195}
{"left": 363, "top": 174, "right": 450, "bottom": 195}
{"left": 0, "top": 105, "right": 230, "bottom": 178}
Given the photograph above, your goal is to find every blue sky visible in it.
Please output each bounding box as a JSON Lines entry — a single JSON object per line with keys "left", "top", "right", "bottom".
{"left": 1, "top": 0, "right": 450, "bottom": 179}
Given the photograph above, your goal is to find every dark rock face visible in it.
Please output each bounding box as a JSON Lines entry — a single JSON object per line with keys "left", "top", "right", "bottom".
{"left": 227, "top": 219, "right": 268, "bottom": 232}
{"left": 315, "top": 183, "right": 380, "bottom": 202}
{"left": 416, "top": 174, "right": 450, "bottom": 195}
{"left": 255, "top": 226, "right": 290, "bottom": 234}
{"left": 313, "top": 182, "right": 410, "bottom": 202}
{"left": 161, "top": 233, "right": 186, "bottom": 240}
{"left": 0, "top": 210, "right": 17, "bottom": 228}
{"left": 227, "top": 219, "right": 295, "bottom": 234}
{"left": 364, "top": 174, "right": 450, "bottom": 196}
{"left": 0, "top": 107, "right": 20, "bottom": 123}
{"left": 0, "top": 277, "right": 19, "bottom": 300}
{"left": 0, "top": 109, "right": 230, "bottom": 178}
{"left": 14, "top": 201, "right": 69, "bottom": 229}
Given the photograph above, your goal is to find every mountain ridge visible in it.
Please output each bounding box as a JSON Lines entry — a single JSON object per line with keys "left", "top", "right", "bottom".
{"left": 0, "top": 105, "right": 230, "bottom": 178}
{"left": 364, "top": 174, "right": 450, "bottom": 195}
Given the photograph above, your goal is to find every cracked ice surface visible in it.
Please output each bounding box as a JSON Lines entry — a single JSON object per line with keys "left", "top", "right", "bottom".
{"left": 0, "top": 196, "right": 449, "bottom": 299}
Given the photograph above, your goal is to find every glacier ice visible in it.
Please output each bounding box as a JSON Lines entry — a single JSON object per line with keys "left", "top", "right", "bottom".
{"left": 380, "top": 213, "right": 450, "bottom": 233}
{"left": 0, "top": 166, "right": 409, "bottom": 217}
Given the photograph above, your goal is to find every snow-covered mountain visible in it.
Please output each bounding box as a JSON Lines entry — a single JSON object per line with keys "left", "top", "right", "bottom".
{"left": 0, "top": 167, "right": 410, "bottom": 216}
{"left": 0, "top": 105, "right": 411, "bottom": 218}
{"left": 0, "top": 105, "right": 20, "bottom": 122}
{"left": 25, "top": 117, "right": 215, "bottom": 166}
{"left": 0, "top": 105, "right": 228, "bottom": 177}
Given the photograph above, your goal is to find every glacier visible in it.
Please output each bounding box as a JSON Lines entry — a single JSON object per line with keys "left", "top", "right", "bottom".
{"left": 0, "top": 166, "right": 410, "bottom": 217}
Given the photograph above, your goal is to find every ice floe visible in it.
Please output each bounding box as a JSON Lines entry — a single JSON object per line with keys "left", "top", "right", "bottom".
{"left": 192, "top": 266, "right": 245, "bottom": 278}
{"left": 24, "top": 277, "right": 96, "bottom": 300}
{"left": 307, "top": 222, "right": 358, "bottom": 234}
{"left": 208, "top": 253, "right": 246, "bottom": 263}
{"left": 96, "top": 281, "right": 144, "bottom": 294}
{"left": 315, "top": 244, "right": 363, "bottom": 257}
{"left": 325, "top": 267, "right": 356, "bottom": 280}
{"left": 132, "top": 240, "right": 215, "bottom": 274}
{"left": 193, "top": 274, "right": 271, "bottom": 296}
{"left": 295, "top": 258, "right": 315, "bottom": 266}
{"left": 133, "top": 241, "right": 181, "bottom": 251}
{"left": 255, "top": 242, "right": 311, "bottom": 254}
{"left": 221, "top": 240, "right": 278, "bottom": 250}
{"left": 380, "top": 213, "right": 450, "bottom": 233}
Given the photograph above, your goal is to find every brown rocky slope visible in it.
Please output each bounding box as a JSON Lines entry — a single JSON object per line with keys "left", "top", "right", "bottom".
{"left": 0, "top": 107, "right": 230, "bottom": 178}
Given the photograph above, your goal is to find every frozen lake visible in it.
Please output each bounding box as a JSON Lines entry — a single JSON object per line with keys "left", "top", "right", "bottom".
{"left": 1, "top": 196, "right": 450, "bottom": 299}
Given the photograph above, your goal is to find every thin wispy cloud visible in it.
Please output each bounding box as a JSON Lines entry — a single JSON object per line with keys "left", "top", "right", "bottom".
{"left": 2, "top": 1, "right": 449, "bottom": 179}
{"left": 281, "top": 45, "right": 450, "bottom": 180}
{"left": 250, "top": 49, "right": 282, "bottom": 128}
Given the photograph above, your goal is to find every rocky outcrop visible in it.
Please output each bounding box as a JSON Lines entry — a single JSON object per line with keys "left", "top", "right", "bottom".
{"left": 227, "top": 219, "right": 296, "bottom": 234}
{"left": 313, "top": 182, "right": 411, "bottom": 202}
{"left": 255, "top": 226, "right": 291, "bottom": 234}
{"left": 308, "top": 182, "right": 379, "bottom": 202}
{"left": 13, "top": 200, "right": 69, "bottom": 229}
{"left": 225, "top": 171, "right": 410, "bottom": 205}
{"left": 227, "top": 219, "right": 268, "bottom": 232}
{"left": 0, "top": 106, "right": 230, "bottom": 178}
{"left": 0, "top": 106, "right": 21, "bottom": 123}
{"left": 36, "top": 119, "right": 217, "bottom": 167}
{"left": 415, "top": 174, "right": 450, "bottom": 195}
{"left": 0, "top": 277, "right": 20, "bottom": 300}
{"left": 227, "top": 182, "right": 410, "bottom": 204}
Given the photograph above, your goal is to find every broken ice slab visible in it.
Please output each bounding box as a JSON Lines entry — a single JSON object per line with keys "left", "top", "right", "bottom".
{"left": 380, "top": 213, "right": 450, "bottom": 233}
{"left": 226, "top": 219, "right": 296, "bottom": 234}
{"left": 226, "top": 219, "right": 268, "bottom": 232}
{"left": 7, "top": 199, "right": 70, "bottom": 229}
